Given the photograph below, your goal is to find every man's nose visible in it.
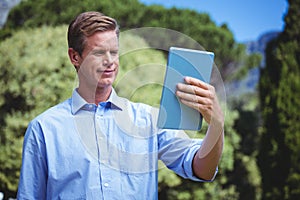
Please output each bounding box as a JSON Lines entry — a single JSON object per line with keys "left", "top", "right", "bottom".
{"left": 103, "top": 52, "right": 113, "bottom": 67}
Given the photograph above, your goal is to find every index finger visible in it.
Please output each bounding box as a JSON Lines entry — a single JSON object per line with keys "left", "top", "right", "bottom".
{"left": 184, "top": 76, "right": 209, "bottom": 89}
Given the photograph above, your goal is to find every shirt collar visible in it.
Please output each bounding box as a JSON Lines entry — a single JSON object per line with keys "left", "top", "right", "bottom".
{"left": 71, "top": 88, "right": 125, "bottom": 115}
{"left": 108, "top": 88, "right": 126, "bottom": 110}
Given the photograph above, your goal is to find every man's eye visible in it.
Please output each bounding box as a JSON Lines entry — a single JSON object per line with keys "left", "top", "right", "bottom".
{"left": 110, "top": 51, "right": 118, "bottom": 56}
{"left": 94, "top": 51, "right": 105, "bottom": 56}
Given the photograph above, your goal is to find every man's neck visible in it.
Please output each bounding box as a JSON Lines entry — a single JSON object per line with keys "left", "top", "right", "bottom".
{"left": 78, "top": 85, "right": 112, "bottom": 105}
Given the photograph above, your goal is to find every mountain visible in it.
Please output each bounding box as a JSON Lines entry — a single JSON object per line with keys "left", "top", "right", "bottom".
{"left": 245, "top": 31, "right": 280, "bottom": 65}
{"left": 226, "top": 31, "right": 280, "bottom": 97}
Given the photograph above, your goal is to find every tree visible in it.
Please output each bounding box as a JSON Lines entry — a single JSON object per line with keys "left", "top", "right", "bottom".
{"left": 229, "top": 94, "right": 262, "bottom": 200}
{"left": 0, "top": 1, "right": 263, "bottom": 199}
{"left": 0, "top": 23, "right": 244, "bottom": 199}
{"left": 258, "top": 0, "right": 300, "bottom": 199}
{"left": 0, "top": 25, "right": 75, "bottom": 198}
{"left": 2, "top": 0, "right": 260, "bottom": 83}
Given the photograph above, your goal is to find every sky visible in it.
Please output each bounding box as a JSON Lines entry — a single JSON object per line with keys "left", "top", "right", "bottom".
{"left": 139, "top": 0, "right": 289, "bottom": 42}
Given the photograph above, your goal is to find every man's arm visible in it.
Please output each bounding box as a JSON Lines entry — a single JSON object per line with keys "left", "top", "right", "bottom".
{"left": 176, "top": 76, "right": 224, "bottom": 180}
{"left": 17, "top": 121, "right": 48, "bottom": 199}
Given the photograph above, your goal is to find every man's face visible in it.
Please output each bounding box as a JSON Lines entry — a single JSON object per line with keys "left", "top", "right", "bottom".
{"left": 77, "top": 30, "right": 119, "bottom": 90}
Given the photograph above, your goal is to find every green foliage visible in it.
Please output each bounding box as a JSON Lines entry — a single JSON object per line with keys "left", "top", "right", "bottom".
{"left": 3, "top": 0, "right": 144, "bottom": 36}
{"left": 0, "top": 0, "right": 265, "bottom": 199}
{"left": 258, "top": 0, "right": 300, "bottom": 199}
{"left": 158, "top": 108, "right": 241, "bottom": 200}
{"left": 230, "top": 52, "right": 262, "bottom": 81}
{"left": 229, "top": 94, "right": 262, "bottom": 200}
{"left": 2, "top": 0, "right": 257, "bottom": 82}
{"left": 117, "top": 31, "right": 244, "bottom": 199}
{"left": 0, "top": 24, "right": 166, "bottom": 197}
{"left": 135, "top": 5, "right": 256, "bottom": 81}
{"left": 0, "top": 25, "right": 75, "bottom": 197}
{"left": 0, "top": 24, "right": 244, "bottom": 199}
{"left": 115, "top": 31, "right": 167, "bottom": 107}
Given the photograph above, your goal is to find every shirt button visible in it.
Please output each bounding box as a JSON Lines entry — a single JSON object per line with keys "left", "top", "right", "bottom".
{"left": 104, "top": 183, "right": 109, "bottom": 187}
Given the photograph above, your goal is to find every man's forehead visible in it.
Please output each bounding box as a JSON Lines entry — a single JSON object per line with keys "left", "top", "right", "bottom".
{"left": 85, "top": 32, "right": 119, "bottom": 49}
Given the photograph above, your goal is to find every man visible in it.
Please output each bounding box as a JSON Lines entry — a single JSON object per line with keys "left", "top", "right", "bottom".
{"left": 17, "top": 11, "right": 224, "bottom": 199}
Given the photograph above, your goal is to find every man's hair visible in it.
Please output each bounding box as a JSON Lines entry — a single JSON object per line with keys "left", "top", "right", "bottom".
{"left": 67, "top": 11, "right": 119, "bottom": 56}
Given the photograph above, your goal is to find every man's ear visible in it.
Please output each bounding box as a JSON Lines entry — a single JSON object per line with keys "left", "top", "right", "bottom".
{"left": 68, "top": 48, "right": 81, "bottom": 70}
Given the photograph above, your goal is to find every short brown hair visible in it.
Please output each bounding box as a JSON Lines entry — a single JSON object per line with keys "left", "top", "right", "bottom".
{"left": 67, "top": 11, "right": 119, "bottom": 56}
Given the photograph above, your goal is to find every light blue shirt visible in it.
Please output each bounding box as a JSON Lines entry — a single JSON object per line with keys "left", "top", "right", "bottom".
{"left": 17, "top": 89, "right": 217, "bottom": 200}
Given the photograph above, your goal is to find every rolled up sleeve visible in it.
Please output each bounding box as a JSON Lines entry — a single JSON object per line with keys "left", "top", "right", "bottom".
{"left": 158, "top": 129, "right": 218, "bottom": 182}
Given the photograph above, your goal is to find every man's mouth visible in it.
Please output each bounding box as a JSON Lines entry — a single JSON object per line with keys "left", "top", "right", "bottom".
{"left": 97, "top": 68, "right": 115, "bottom": 73}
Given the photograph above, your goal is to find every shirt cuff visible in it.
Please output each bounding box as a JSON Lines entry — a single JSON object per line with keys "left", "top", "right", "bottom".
{"left": 183, "top": 141, "right": 218, "bottom": 182}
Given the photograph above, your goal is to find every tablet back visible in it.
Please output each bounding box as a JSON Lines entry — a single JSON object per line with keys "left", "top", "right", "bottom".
{"left": 157, "top": 47, "right": 214, "bottom": 130}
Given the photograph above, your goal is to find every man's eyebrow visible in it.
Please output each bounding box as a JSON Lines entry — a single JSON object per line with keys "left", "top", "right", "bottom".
{"left": 89, "top": 48, "right": 119, "bottom": 55}
{"left": 92, "top": 47, "right": 118, "bottom": 51}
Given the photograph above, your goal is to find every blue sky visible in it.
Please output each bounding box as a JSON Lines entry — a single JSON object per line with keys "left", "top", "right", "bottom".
{"left": 139, "top": 0, "right": 288, "bottom": 42}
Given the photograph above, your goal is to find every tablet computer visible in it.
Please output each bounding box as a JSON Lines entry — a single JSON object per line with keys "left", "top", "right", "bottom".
{"left": 157, "top": 47, "right": 214, "bottom": 130}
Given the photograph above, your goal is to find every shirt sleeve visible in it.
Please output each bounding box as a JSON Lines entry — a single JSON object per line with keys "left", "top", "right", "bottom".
{"left": 17, "top": 120, "right": 48, "bottom": 199}
{"left": 158, "top": 129, "right": 218, "bottom": 182}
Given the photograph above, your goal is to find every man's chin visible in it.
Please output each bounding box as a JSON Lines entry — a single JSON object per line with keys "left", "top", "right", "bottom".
{"left": 97, "top": 80, "right": 114, "bottom": 89}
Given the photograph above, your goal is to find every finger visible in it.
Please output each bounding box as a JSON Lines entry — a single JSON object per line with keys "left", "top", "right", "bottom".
{"left": 184, "top": 76, "right": 209, "bottom": 89}
{"left": 184, "top": 77, "right": 216, "bottom": 99}
{"left": 177, "top": 82, "right": 211, "bottom": 98}
{"left": 180, "top": 98, "right": 212, "bottom": 119}
{"left": 180, "top": 98, "right": 199, "bottom": 111}
{"left": 176, "top": 83, "right": 196, "bottom": 95}
{"left": 176, "top": 90, "right": 210, "bottom": 105}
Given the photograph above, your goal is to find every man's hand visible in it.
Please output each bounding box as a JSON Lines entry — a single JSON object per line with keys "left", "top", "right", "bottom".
{"left": 175, "top": 76, "right": 224, "bottom": 127}
{"left": 175, "top": 76, "right": 224, "bottom": 180}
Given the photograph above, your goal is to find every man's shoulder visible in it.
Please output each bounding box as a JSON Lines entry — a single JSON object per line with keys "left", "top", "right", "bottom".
{"left": 31, "top": 98, "right": 72, "bottom": 124}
